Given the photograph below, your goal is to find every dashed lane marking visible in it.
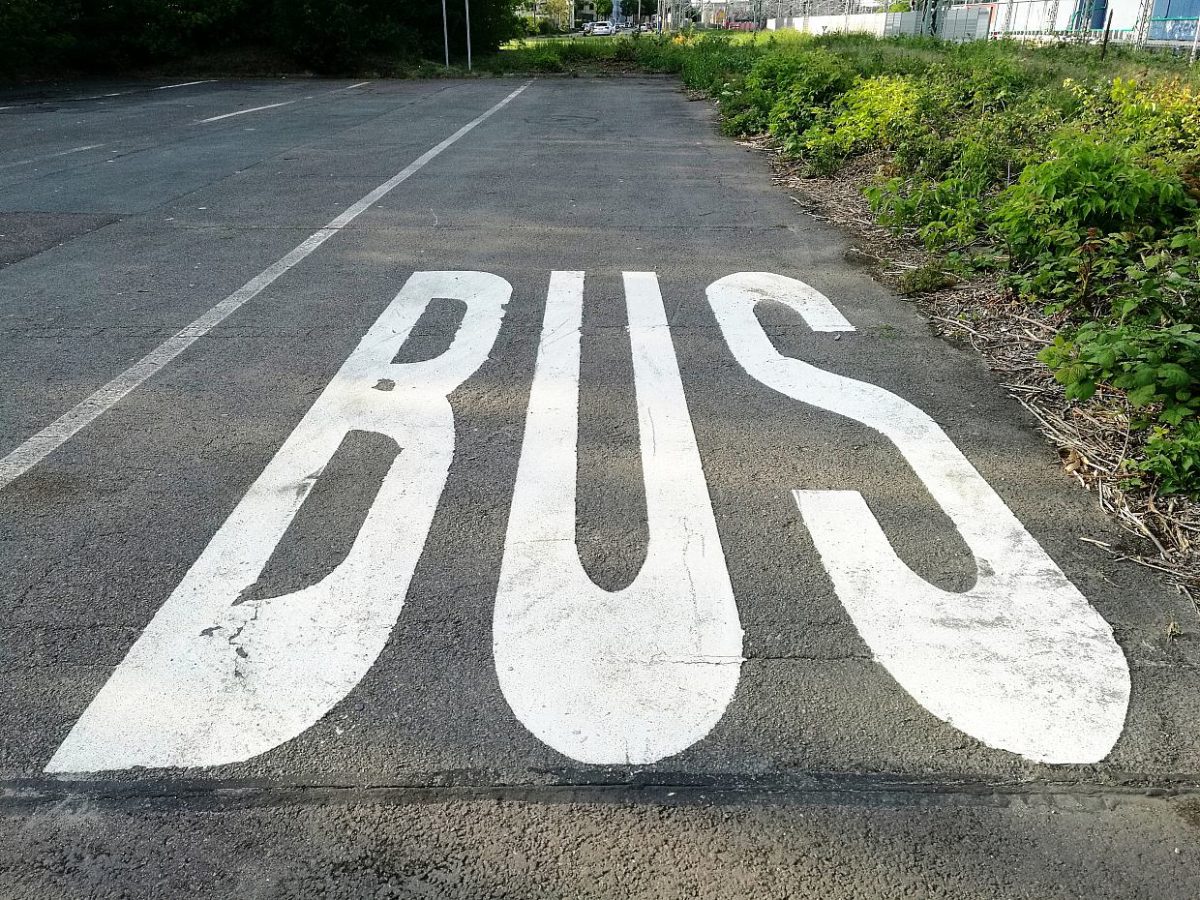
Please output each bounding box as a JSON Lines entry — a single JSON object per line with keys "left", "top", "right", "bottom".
{"left": 154, "top": 80, "right": 216, "bottom": 90}
{"left": 196, "top": 81, "right": 374, "bottom": 124}
{"left": 197, "top": 100, "right": 297, "bottom": 123}
{"left": 0, "top": 144, "right": 107, "bottom": 170}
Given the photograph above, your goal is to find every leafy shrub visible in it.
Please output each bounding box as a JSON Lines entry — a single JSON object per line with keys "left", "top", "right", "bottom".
{"left": 992, "top": 134, "right": 1195, "bottom": 266}
{"left": 765, "top": 49, "right": 856, "bottom": 147}
{"left": 1, "top": 0, "right": 521, "bottom": 77}
{"left": 800, "top": 75, "right": 922, "bottom": 173}
{"left": 1127, "top": 422, "right": 1200, "bottom": 497}
{"left": 1069, "top": 77, "right": 1200, "bottom": 159}
{"left": 0, "top": 0, "right": 77, "bottom": 75}
{"left": 869, "top": 175, "right": 989, "bottom": 249}
{"left": 272, "top": 0, "right": 409, "bottom": 72}
{"left": 679, "top": 34, "right": 756, "bottom": 93}
{"left": 1041, "top": 322, "right": 1200, "bottom": 425}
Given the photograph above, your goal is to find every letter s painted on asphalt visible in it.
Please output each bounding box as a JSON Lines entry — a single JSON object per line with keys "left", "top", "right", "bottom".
{"left": 707, "top": 272, "right": 1130, "bottom": 764}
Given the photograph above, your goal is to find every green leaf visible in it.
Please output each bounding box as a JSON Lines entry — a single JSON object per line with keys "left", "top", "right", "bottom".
{"left": 1127, "top": 383, "right": 1160, "bottom": 407}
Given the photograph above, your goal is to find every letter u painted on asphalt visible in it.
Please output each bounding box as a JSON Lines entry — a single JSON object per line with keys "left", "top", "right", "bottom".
{"left": 492, "top": 271, "right": 743, "bottom": 766}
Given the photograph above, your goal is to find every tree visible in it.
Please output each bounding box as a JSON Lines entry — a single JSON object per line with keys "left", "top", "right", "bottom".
{"left": 1, "top": 0, "right": 524, "bottom": 78}
{"left": 544, "top": 0, "right": 571, "bottom": 29}
{"left": 620, "top": 0, "right": 641, "bottom": 18}
{"left": 596, "top": 0, "right": 613, "bottom": 18}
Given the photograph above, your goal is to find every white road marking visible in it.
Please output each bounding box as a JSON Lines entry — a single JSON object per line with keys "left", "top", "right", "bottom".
{"left": 197, "top": 100, "right": 297, "bottom": 123}
{"left": 0, "top": 81, "right": 532, "bottom": 493}
{"left": 493, "top": 271, "right": 743, "bottom": 766}
{"left": 45, "top": 271, "right": 512, "bottom": 772}
{"left": 155, "top": 80, "right": 215, "bottom": 90}
{"left": 0, "top": 143, "right": 106, "bottom": 170}
{"left": 197, "top": 81, "right": 372, "bottom": 124}
{"left": 1, "top": 81, "right": 214, "bottom": 109}
{"left": 707, "top": 271, "right": 1130, "bottom": 764}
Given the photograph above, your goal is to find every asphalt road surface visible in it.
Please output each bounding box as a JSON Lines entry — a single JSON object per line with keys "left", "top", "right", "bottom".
{"left": 2, "top": 75, "right": 1200, "bottom": 899}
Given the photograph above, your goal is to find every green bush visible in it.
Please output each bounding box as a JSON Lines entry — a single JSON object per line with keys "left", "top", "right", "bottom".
{"left": 0, "top": 0, "right": 521, "bottom": 77}
{"left": 0, "top": 0, "right": 77, "bottom": 75}
{"left": 1128, "top": 422, "right": 1200, "bottom": 497}
{"left": 1042, "top": 322, "right": 1200, "bottom": 424}
{"left": 800, "top": 74, "right": 923, "bottom": 173}
{"left": 766, "top": 49, "right": 855, "bottom": 147}
{"left": 992, "top": 135, "right": 1195, "bottom": 265}
{"left": 679, "top": 34, "right": 758, "bottom": 93}
{"left": 272, "top": 0, "right": 408, "bottom": 72}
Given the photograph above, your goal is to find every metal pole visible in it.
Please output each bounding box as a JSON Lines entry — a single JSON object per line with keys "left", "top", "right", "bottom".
{"left": 1191, "top": 14, "right": 1200, "bottom": 64}
{"left": 1100, "top": 8, "right": 1113, "bottom": 58}
{"left": 1132, "top": 0, "right": 1152, "bottom": 47}
{"left": 465, "top": 0, "right": 473, "bottom": 71}
{"left": 442, "top": 0, "right": 450, "bottom": 67}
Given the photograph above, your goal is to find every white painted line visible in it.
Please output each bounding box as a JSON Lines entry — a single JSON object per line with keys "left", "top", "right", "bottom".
{"left": 197, "top": 99, "right": 297, "bottom": 123}
{"left": 46, "top": 271, "right": 512, "bottom": 771}
{"left": 493, "top": 271, "right": 743, "bottom": 766}
{"left": 155, "top": 80, "right": 215, "bottom": 90}
{"left": 0, "top": 81, "right": 533, "bottom": 494}
{"left": 0, "top": 143, "right": 107, "bottom": 170}
{"left": 706, "top": 271, "right": 1130, "bottom": 764}
{"left": 196, "top": 81, "right": 372, "bottom": 124}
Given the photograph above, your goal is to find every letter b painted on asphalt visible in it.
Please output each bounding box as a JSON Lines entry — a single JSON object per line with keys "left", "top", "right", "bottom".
{"left": 47, "top": 271, "right": 512, "bottom": 772}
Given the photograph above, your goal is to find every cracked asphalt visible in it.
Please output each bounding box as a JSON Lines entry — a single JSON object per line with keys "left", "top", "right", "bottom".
{"left": 2, "top": 75, "right": 1200, "bottom": 898}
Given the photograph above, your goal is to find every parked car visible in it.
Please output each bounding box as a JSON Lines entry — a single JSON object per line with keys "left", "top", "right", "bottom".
{"left": 592, "top": 21, "right": 614, "bottom": 35}
{"left": 582, "top": 21, "right": 594, "bottom": 33}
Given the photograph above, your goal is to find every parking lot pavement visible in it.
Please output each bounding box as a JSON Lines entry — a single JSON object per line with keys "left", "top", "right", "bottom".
{"left": 1, "top": 75, "right": 1198, "bottom": 898}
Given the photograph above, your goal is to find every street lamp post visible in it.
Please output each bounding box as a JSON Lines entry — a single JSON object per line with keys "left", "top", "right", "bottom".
{"left": 465, "top": 0, "right": 473, "bottom": 71}
{"left": 442, "top": 0, "right": 450, "bottom": 67}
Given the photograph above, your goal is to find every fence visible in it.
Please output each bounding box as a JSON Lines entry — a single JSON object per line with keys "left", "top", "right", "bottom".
{"left": 745, "top": 0, "right": 1200, "bottom": 52}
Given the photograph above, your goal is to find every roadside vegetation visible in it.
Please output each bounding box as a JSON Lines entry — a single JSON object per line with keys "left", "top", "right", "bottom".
{"left": 495, "top": 32, "right": 1200, "bottom": 580}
